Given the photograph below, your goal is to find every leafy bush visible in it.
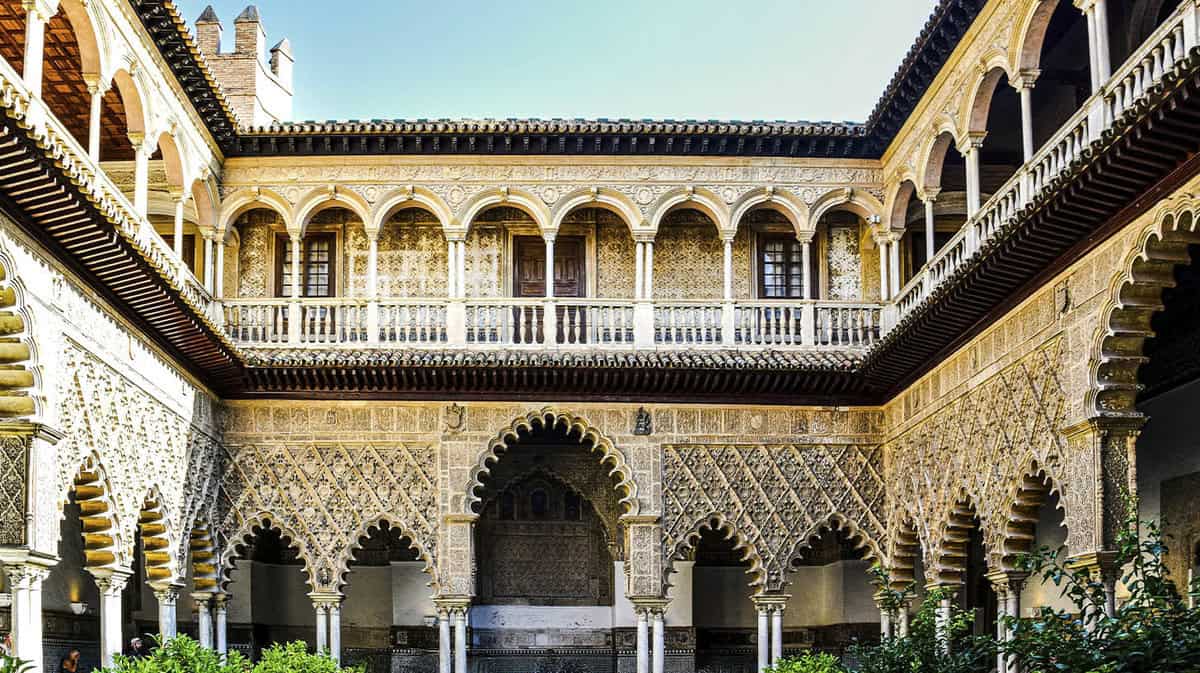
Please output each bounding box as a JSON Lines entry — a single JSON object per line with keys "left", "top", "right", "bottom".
{"left": 1, "top": 654, "right": 34, "bottom": 673}
{"left": 1001, "top": 514, "right": 1200, "bottom": 673}
{"left": 766, "top": 651, "right": 845, "bottom": 673}
{"left": 251, "top": 642, "right": 363, "bottom": 673}
{"left": 847, "top": 585, "right": 995, "bottom": 673}
{"left": 99, "top": 636, "right": 248, "bottom": 673}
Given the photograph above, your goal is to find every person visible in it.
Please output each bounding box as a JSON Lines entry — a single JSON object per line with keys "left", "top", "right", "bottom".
{"left": 127, "top": 637, "right": 149, "bottom": 659}
{"left": 59, "top": 649, "right": 80, "bottom": 673}
{"left": 0, "top": 632, "right": 12, "bottom": 656}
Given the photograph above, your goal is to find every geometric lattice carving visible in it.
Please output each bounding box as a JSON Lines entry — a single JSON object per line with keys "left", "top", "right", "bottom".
{"left": 888, "top": 336, "right": 1072, "bottom": 577}
{"left": 218, "top": 443, "right": 440, "bottom": 591}
{"left": 663, "top": 443, "right": 885, "bottom": 592}
{"left": 0, "top": 432, "right": 30, "bottom": 545}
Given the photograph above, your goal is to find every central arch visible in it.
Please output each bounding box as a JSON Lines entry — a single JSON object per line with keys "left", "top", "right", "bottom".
{"left": 465, "top": 407, "right": 639, "bottom": 516}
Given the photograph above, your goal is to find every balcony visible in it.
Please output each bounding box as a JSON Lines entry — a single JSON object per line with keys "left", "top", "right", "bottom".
{"left": 222, "top": 297, "right": 884, "bottom": 350}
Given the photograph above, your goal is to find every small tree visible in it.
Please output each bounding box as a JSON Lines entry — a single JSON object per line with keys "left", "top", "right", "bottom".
{"left": 98, "top": 635, "right": 248, "bottom": 673}
{"left": 766, "top": 651, "right": 845, "bottom": 673}
{"left": 1, "top": 654, "right": 34, "bottom": 673}
{"left": 1001, "top": 512, "right": 1200, "bottom": 673}
{"left": 251, "top": 642, "right": 364, "bottom": 673}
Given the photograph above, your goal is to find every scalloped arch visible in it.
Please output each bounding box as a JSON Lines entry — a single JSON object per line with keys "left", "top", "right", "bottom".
{"left": 1090, "top": 198, "right": 1200, "bottom": 416}
{"left": 63, "top": 451, "right": 126, "bottom": 570}
{"left": 464, "top": 407, "right": 639, "bottom": 516}
{"left": 219, "top": 512, "right": 316, "bottom": 592}
{"left": 137, "top": 485, "right": 180, "bottom": 585}
{"left": 994, "top": 462, "right": 1068, "bottom": 572}
{"left": 783, "top": 512, "right": 884, "bottom": 572}
{"left": 930, "top": 491, "right": 986, "bottom": 586}
{"left": 334, "top": 514, "right": 439, "bottom": 591}
{"left": 666, "top": 513, "right": 768, "bottom": 591}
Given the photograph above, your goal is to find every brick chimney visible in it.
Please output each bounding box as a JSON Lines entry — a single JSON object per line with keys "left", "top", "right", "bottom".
{"left": 193, "top": 5, "right": 293, "bottom": 127}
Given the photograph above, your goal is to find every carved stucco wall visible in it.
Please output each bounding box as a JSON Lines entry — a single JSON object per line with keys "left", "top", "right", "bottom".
{"left": 235, "top": 210, "right": 277, "bottom": 298}
{"left": 662, "top": 442, "right": 886, "bottom": 593}
{"left": 219, "top": 404, "right": 442, "bottom": 592}
{"left": 654, "top": 215, "right": 752, "bottom": 300}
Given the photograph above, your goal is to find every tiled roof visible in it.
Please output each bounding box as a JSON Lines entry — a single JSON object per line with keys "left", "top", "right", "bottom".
{"left": 239, "top": 118, "right": 867, "bottom": 137}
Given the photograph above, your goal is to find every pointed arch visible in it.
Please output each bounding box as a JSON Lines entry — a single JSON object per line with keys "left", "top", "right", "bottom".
{"left": 931, "top": 492, "right": 986, "bottom": 586}
{"left": 336, "top": 515, "right": 438, "bottom": 591}
{"left": 730, "top": 187, "right": 811, "bottom": 236}
{"left": 550, "top": 187, "right": 644, "bottom": 234}
{"left": 464, "top": 407, "right": 639, "bottom": 517}
{"left": 219, "top": 513, "right": 315, "bottom": 591}
{"left": 218, "top": 187, "right": 292, "bottom": 234}
{"left": 666, "top": 513, "right": 768, "bottom": 590}
{"left": 457, "top": 187, "right": 552, "bottom": 234}
{"left": 648, "top": 186, "right": 731, "bottom": 235}
{"left": 293, "top": 186, "right": 370, "bottom": 237}
{"left": 370, "top": 186, "right": 454, "bottom": 232}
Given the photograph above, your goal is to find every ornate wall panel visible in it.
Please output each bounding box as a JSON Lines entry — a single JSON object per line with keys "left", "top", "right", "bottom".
{"left": 653, "top": 222, "right": 751, "bottom": 300}
{"left": 0, "top": 433, "right": 30, "bottom": 545}
{"left": 596, "top": 221, "right": 636, "bottom": 298}
{"left": 235, "top": 212, "right": 275, "bottom": 298}
{"left": 465, "top": 226, "right": 504, "bottom": 297}
{"left": 827, "top": 226, "right": 862, "bottom": 300}
{"left": 663, "top": 443, "right": 885, "bottom": 592}
{"left": 886, "top": 336, "right": 1073, "bottom": 575}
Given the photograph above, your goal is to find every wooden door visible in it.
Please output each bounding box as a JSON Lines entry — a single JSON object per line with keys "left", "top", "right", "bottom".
{"left": 513, "top": 237, "right": 587, "bottom": 343}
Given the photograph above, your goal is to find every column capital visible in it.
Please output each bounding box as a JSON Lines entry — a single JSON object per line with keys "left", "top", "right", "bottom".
{"left": 127, "top": 132, "right": 151, "bottom": 154}
{"left": 190, "top": 591, "right": 215, "bottom": 606}
{"left": 1072, "top": 0, "right": 1098, "bottom": 11}
{"left": 922, "top": 187, "right": 941, "bottom": 203}
{"left": 308, "top": 591, "right": 344, "bottom": 608}
{"left": 795, "top": 230, "right": 815, "bottom": 244}
{"left": 151, "top": 582, "right": 184, "bottom": 604}
{"left": 212, "top": 592, "right": 228, "bottom": 610}
{"left": 1065, "top": 550, "right": 1121, "bottom": 576}
{"left": 82, "top": 72, "right": 108, "bottom": 96}
{"left": 1012, "top": 69, "right": 1041, "bottom": 91}
{"left": 90, "top": 567, "right": 133, "bottom": 595}
{"left": 21, "top": 0, "right": 58, "bottom": 22}
{"left": 958, "top": 131, "right": 988, "bottom": 153}
{"left": 751, "top": 593, "right": 790, "bottom": 610}
{"left": 445, "top": 229, "right": 468, "bottom": 243}
{"left": 633, "top": 232, "right": 656, "bottom": 245}
{"left": 631, "top": 597, "right": 670, "bottom": 617}
{"left": 985, "top": 570, "right": 1029, "bottom": 595}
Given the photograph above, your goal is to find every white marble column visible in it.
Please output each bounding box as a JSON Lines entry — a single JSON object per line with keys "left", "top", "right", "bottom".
{"left": 153, "top": 584, "right": 180, "bottom": 640}
{"left": 214, "top": 594, "right": 228, "bottom": 660}
{"left": 722, "top": 237, "right": 734, "bottom": 300}
{"left": 446, "top": 238, "right": 458, "bottom": 299}
{"left": 923, "top": 195, "right": 937, "bottom": 263}
{"left": 897, "top": 601, "right": 910, "bottom": 637}
{"left": 4, "top": 561, "right": 53, "bottom": 673}
{"left": 214, "top": 234, "right": 226, "bottom": 298}
{"left": 314, "top": 601, "right": 328, "bottom": 654}
{"left": 203, "top": 233, "right": 216, "bottom": 292}
{"left": 756, "top": 605, "right": 770, "bottom": 673}
{"left": 131, "top": 133, "right": 151, "bottom": 218}
{"left": 636, "top": 607, "right": 650, "bottom": 673}
{"left": 964, "top": 139, "right": 983, "bottom": 218}
{"left": 453, "top": 607, "right": 467, "bottom": 673}
{"left": 1015, "top": 72, "right": 1039, "bottom": 163}
{"left": 438, "top": 608, "right": 452, "bottom": 673}
{"left": 95, "top": 570, "right": 131, "bottom": 667}
{"left": 634, "top": 241, "right": 645, "bottom": 300}
{"left": 1089, "top": 0, "right": 1112, "bottom": 83}
{"left": 770, "top": 605, "right": 784, "bottom": 665}
{"left": 85, "top": 75, "right": 105, "bottom": 163}
{"left": 456, "top": 240, "right": 466, "bottom": 299}
{"left": 22, "top": 1, "right": 52, "bottom": 96}
{"left": 888, "top": 235, "right": 901, "bottom": 296}
{"left": 877, "top": 237, "right": 890, "bottom": 299}
{"left": 935, "top": 592, "right": 953, "bottom": 654}
{"left": 171, "top": 193, "right": 186, "bottom": 258}
{"left": 366, "top": 229, "right": 380, "bottom": 342}
{"left": 328, "top": 601, "right": 342, "bottom": 664}
{"left": 800, "top": 234, "right": 813, "bottom": 299}
{"left": 544, "top": 236, "right": 556, "bottom": 299}
{"left": 192, "top": 592, "right": 214, "bottom": 649}
{"left": 651, "top": 608, "right": 665, "bottom": 673}
{"left": 290, "top": 234, "right": 303, "bottom": 299}
{"left": 643, "top": 240, "right": 655, "bottom": 299}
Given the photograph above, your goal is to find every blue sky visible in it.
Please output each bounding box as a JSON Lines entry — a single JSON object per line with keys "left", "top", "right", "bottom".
{"left": 175, "top": 0, "right": 936, "bottom": 123}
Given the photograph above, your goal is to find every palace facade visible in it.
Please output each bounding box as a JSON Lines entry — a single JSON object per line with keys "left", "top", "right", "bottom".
{"left": 0, "top": 1, "right": 1198, "bottom": 672}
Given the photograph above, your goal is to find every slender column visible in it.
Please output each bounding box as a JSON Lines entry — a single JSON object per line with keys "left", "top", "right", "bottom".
{"left": 203, "top": 234, "right": 216, "bottom": 292}
{"left": 888, "top": 235, "right": 901, "bottom": 296}
{"left": 634, "top": 241, "right": 645, "bottom": 300}
{"left": 1093, "top": 0, "right": 1111, "bottom": 83}
{"left": 5, "top": 562, "right": 52, "bottom": 673}
{"left": 963, "top": 138, "right": 983, "bottom": 217}
{"left": 437, "top": 609, "right": 452, "bottom": 673}
{"left": 877, "top": 597, "right": 892, "bottom": 638}
{"left": 153, "top": 584, "right": 181, "bottom": 640}
{"left": 800, "top": 234, "right": 813, "bottom": 299}
{"left": 770, "top": 605, "right": 784, "bottom": 665}
{"left": 1015, "top": 72, "right": 1039, "bottom": 163}
{"left": 756, "top": 605, "right": 770, "bottom": 673}
{"left": 1082, "top": 0, "right": 1101, "bottom": 92}
{"left": 934, "top": 591, "right": 954, "bottom": 654}
{"left": 456, "top": 240, "right": 466, "bottom": 299}
{"left": 328, "top": 601, "right": 342, "bottom": 664}
{"left": 877, "top": 237, "right": 890, "bottom": 299}
{"left": 95, "top": 570, "right": 131, "bottom": 667}
{"left": 214, "top": 594, "right": 228, "bottom": 660}
{"left": 1006, "top": 583, "right": 1022, "bottom": 673}
{"left": 446, "top": 238, "right": 458, "bottom": 298}
{"left": 453, "top": 607, "right": 467, "bottom": 673}
{"left": 651, "top": 608, "right": 665, "bottom": 673}
{"left": 897, "top": 601, "right": 910, "bottom": 638}
{"left": 544, "top": 236, "right": 555, "bottom": 299}
{"left": 543, "top": 234, "right": 557, "bottom": 342}
{"left": 923, "top": 194, "right": 937, "bottom": 264}
{"left": 21, "top": 1, "right": 51, "bottom": 96}
{"left": 85, "top": 75, "right": 105, "bottom": 163}
{"left": 290, "top": 234, "right": 303, "bottom": 299}
{"left": 192, "top": 592, "right": 214, "bottom": 649}
{"left": 635, "top": 607, "right": 650, "bottom": 673}
{"left": 643, "top": 241, "right": 654, "bottom": 299}
{"left": 314, "top": 602, "right": 328, "bottom": 654}
{"left": 171, "top": 193, "right": 186, "bottom": 258}
{"left": 993, "top": 583, "right": 1009, "bottom": 673}
{"left": 131, "top": 133, "right": 151, "bottom": 218}
{"left": 366, "top": 230, "right": 380, "bottom": 343}
{"left": 214, "top": 234, "right": 226, "bottom": 298}
{"left": 722, "top": 238, "right": 734, "bottom": 300}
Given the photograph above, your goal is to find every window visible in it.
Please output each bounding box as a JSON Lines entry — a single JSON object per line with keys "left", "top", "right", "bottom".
{"left": 530, "top": 489, "right": 548, "bottom": 519}
{"left": 565, "top": 491, "right": 581, "bottom": 521}
{"left": 758, "top": 235, "right": 805, "bottom": 298}
{"left": 275, "top": 233, "right": 337, "bottom": 297}
{"left": 161, "top": 234, "right": 196, "bottom": 274}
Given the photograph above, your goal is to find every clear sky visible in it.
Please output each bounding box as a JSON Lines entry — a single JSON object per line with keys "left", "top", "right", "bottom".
{"left": 175, "top": 0, "right": 937, "bottom": 123}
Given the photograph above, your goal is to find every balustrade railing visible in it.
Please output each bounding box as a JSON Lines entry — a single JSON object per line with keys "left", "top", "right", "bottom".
{"left": 466, "top": 299, "right": 546, "bottom": 345}
{"left": 557, "top": 300, "right": 636, "bottom": 346}
{"left": 378, "top": 300, "right": 447, "bottom": 344}
{"left": 734, "top": 301, "right": 806, "bottom": 346}
{"left": 223, "top": 300, "right": 290, "bottom": 345}
{"left": 891, "top": 2, "right": 1197, "bottom": 326}
{"left": 654, "top": 302, "right": 724, "bottom": 345}
{"left": 814, "top": 303, "right": 882, "bottom": 347}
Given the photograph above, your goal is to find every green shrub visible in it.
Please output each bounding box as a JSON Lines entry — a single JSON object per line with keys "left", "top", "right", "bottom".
{"left": 251, "top": 642, "right": 363, "bottom": 673}
{"left": 98, "top": 636, "right": 248, "bottom": 673}
{"left": 847, "top": 585, "right": 995, "bottom": 673}
{"left": 1000, "top": 512, "right": 1200, "bottom": 673}
{"left": 1, "top": 654, "right": 34, "bottom": 673}
{"left": 766, "top": 651, "right": 846, "bottom": 673}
